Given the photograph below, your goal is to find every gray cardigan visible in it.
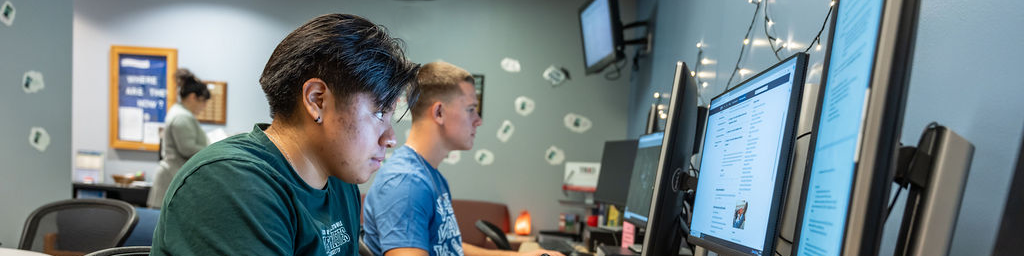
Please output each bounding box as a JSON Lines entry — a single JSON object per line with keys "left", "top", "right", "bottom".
{"left": 147, "top": 103, "right": 208, "bottom": 208}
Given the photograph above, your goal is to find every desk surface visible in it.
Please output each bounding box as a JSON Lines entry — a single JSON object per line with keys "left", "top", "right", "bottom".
{"left": 518, "top": 241, "right": 591, "bottom": 254}
{"left": 0, "top": 248, "right": 51, "bottom": 256}
{"left": 519, "top": 242, "right": 540, "bottom": 252}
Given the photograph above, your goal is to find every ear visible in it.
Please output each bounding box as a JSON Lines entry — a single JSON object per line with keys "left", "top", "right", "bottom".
{"left": 301, "top": 78, "right": 327, "bottom": 123}
{"left": 431, "top": 101, "right": 445, "bottom": 125}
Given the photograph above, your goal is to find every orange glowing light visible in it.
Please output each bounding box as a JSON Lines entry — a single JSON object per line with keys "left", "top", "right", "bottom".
{"left": 515, "top": 210, "right": 531, "bottom": 235}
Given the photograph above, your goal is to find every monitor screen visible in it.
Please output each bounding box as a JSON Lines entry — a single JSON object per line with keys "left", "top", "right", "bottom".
{"left": 579, "top": 0, "right": 621, "bottom": 74}
{"left": 794, "top": 0, "right": 884, "bottom": 255}
{"left": 594, "top": 139, "right": 640, "bottom": 207}
{"left": 688, "top": 54, "right": 808, "bottom": 256}
{"left": 623, "top": 132, "right": 664, "bottom": 228}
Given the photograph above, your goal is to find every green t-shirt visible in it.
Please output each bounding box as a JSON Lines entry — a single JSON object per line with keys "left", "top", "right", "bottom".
{"left": 151, "top": 124, "right": 361, "bottom": 256}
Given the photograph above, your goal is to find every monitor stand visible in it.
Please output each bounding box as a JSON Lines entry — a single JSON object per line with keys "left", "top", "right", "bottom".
{"left": 892, "top": 125, "right": 974, "bottom": 256}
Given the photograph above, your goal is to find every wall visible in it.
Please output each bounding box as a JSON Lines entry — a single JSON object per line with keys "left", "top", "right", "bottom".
{"left": 73, "top": 0, "right": 633, "bottom": 231}
{"left": 0, "top": 0, "right": 73, "bottom": 247}
{"left": 630, "top": 0, "right": 1024, "bottom": 255}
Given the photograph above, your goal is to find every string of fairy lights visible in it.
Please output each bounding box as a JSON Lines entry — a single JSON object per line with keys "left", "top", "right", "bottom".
{"left": 652, "top": 0, "right": 834, "bottom": 120}
{"left": 690, "top": 0, "right": 835, "bottom": 99}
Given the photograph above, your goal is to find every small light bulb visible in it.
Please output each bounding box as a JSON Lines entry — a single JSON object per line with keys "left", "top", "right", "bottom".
{"left": 767, "top": 20, "right": 775, "bottom": 27}
{"left": 739, "top": 68, "right": 752, "bottom": 76}
{"left": 701, "top": 58, "right": 714, "bottom": 65}
{"left": 830, "top": 0, "right": 836, "bottom": 7}
{"left": 743, "top": 38, "right": 750, "bottom": 45}
{"left": 696, "top": 42, "right": 703, "bottom": 48}
{"left": 691, "top": 71, "right": 696, "bottom": 77}
{"left": 748, "top": 0, "right": 754, "bottom": 3}
{"left": 653, "top": 92, "right": 660, "bottom": 98}
{"left": 659, "top": 112, "right": 668, "bottom": 119}
{"left": 782, "top": 43, "right": 789, "bottom": 49}
{"left": 775, "top": 38, "right": 783, "bottom": 45}
{"left": 702, "top": 82, "right": 709, "bottom": 88}
{"left": 657, "top": 104, "right": 665, "bottom": 110}
{"left": 816, "top": 43, "right": 823, "bottom": 51}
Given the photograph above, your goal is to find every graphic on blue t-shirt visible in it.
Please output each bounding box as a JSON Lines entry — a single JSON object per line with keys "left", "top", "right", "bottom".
{"left": 363, "top": 146, "right": 465, "bottom": 256}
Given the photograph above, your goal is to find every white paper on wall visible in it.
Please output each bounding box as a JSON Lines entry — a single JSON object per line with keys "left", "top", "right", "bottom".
{"left": 544, "top": 145, "right": 565, "bottom": 165}
{"left": 563, "top": 113, "right": 593, "bottom": 133}
{"left": 1, "top": 1, "right": 15, "bottom": 27}
{"left": 563, "top": 162, "right": 601, "bottom": 192}
{"left": 542, "top": 65, "right": 570, "bottom": 86}
{"left": 513, "top": 96, "right": 535, "bottom": 116}
{"left": 443, "top": 150, "right": 461, "bottom": 165}
{"left": 496, "top": 120, "right": 515, "bottom": 143}
{"left": 500, "top": 58, "right": 521, "bottom": 73}
{"left": 22, "top": 71, "right": 44, "bottom": 93}
{"left": 475, "top": 149, "right": 495, "bottom": 166}
{"left": 118, "top": 107, "right": 144, "bottom": 141}
{"left": 28, "top": 127, "right": 50, "bottom": 152}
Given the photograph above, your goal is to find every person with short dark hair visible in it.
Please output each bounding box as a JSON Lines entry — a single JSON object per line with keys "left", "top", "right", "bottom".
{"left": 151, "top": 13, "right": 419, "bottom": 256}
{"left": 362, "top": 61, "right": 563, "bottom": 256}
{"left": 147, "top": 68, "right": 210, "bottom": 209}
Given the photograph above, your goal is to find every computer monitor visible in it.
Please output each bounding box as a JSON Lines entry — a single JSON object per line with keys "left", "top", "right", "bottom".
{"left": 639, "top": 61, "right": 700, "bottom": 256}
{"left": 594, "top": 139, "right": 640, "bottom": 207}
{"left": 792, "top": 0, "right": 921, "bottom": 255}
{"left": 993, "top": 126, "right": 1024, "bottom": 256}
{"left": 623, "top": 132, "right": 664, "bottom": 228}
{"left": 687, "top": 53, "right": 809, "bottom": 256}
{"left": 578, "top": 0, "right": 624, "bottom": 74}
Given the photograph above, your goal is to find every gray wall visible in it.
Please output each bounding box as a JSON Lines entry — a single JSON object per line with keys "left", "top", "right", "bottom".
{"left": 630, "top": 0, "right": 1024, "bottom": 255}
{"left": 0, "top": 0, "right": 73, "bottom": 247}
{"left": 73, "top": 0, "right": 633, "bottom": 232}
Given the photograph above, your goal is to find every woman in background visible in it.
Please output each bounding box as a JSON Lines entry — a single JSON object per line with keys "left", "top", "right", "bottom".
{"left": 147, "top": 68, "right": 210, "bottom": 208}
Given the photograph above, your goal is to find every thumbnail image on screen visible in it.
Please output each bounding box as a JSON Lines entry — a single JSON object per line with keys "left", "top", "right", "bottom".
{"left": 794, "top": 0, "right": 884, "bottom": 255}
{"left": 623, "top": 132, "right": 664, "bottom": 227}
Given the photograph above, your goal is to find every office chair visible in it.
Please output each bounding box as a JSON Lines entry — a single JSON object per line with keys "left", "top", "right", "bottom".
{"left": 475, "top": 220, "right": 512, "bottom": 250}
{"left": 83, "top": 246, "right": 150, "bottom": 256}
{"left": 19, "top": 198, "right": 138, "bottom": 256}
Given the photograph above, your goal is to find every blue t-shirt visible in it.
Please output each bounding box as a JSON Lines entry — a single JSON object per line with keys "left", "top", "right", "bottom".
{"left": 363, "top": 146, "right": 464, "bottom": 256}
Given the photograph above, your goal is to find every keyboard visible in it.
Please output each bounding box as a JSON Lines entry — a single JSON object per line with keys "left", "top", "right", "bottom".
{"left": 538, "top": 240, "right": 576, "bottom": 255}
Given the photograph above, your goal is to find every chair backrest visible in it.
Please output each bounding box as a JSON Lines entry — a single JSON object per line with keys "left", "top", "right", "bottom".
{"left": 84, "top": 246, "right": 150, "bottom": 256}
{"left": 475, "top": 220, "right": 511, "bottom": 250}
{"left": 19, "top": 198, "right": 139, "bottom": 255}
{"left": 451, "top": 199, "right": 510, "bottom": 249}
{"left": 122, "top": 207, "right": 160, "bottom": 246}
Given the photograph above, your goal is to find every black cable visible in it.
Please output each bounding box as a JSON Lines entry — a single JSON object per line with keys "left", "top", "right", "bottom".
{"left": 725, "top": 1, "right": 762, "bottom": 90}
{"left": 604, "top": 56, "right": 627, "bottom": 80}
{"left": 885, "top": 186, "right": 905, "bottom": 222}
{"left": 796, "top": 131, "right": 812, "bottom": 140}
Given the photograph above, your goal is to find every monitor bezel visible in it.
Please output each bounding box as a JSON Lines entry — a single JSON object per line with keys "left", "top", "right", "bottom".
{"left": 791, "top": 0, "right": 920, "bottom": 254}
{"left": 578, "top": 0, "right": 625, "bottom": 75}
{"left": 685, "top": 53, "right": 809, "bottom": 256}
{"left": 639, "top": 61, "right": 699, "bottom": 256}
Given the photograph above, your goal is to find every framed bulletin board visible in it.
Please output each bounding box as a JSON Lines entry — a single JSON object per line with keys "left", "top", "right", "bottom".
{"left": 109, "top": 46, "right": 177, "bottom": 151}
{"left": 196, "top": 81, "right": 227, "bottom": 124}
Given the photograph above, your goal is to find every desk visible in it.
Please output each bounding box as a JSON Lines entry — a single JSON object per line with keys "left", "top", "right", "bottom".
{"left": 519, "top": 242, "right": 540, "bottom": 252}
{"left": 72, "top": 183, "right": 150, "bottom": 207}
{"left": 518, "top": 241, "right": 591, "bottom": 254}
{"left": 0, "top": 248, "right": 51, "bottom": 256}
